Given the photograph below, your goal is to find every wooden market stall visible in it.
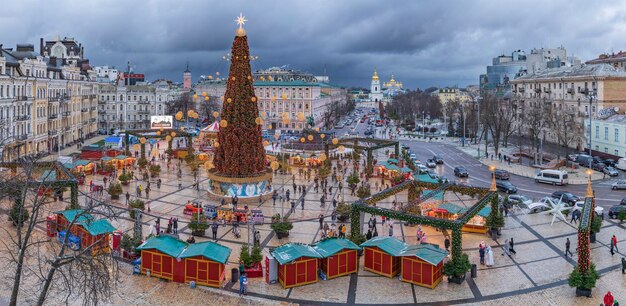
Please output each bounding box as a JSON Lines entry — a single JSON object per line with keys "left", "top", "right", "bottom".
{"left": 114, "top": 155, "right": 135, "bottom": 168}
{"left": 462, "top": 206, "right": 491, "bottom": 234}
{"left": 55, "top": 209, "right": 116, "bottom": 254}
{"left": 313, "top": 238, "right": 361, "bottom": 279}
{"left": 424, "top": 203, "right": 491, "bottom": 234}
{"left": 178, "top": 241, "right": 232, "bottom": 288}
{"left": 398, "top": 243, "right": 448, "bottom": 289}
{"left": 271, "top": 243, "right": 323, "bottom": 288}
{"left": 360, "top": 236, "right": 406, "bottom": 278}
{"left": 136, "top": 235, "right": 187, "bottom": 282}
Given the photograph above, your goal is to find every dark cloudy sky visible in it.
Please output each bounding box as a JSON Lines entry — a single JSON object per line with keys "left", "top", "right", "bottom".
{"left": 3, "top": 0, "right": 626, "bottom": 89}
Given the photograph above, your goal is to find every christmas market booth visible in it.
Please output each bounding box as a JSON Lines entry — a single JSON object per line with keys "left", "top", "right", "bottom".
{"left": 360, "top": 236, "right": 406, "bottom": 278}
{"left": 113, "top": 155, "right": 135, "bottom": 168}
{"left": 64, "top": 160, "right": 95, "bottom": 176}
{"left": 271, "top": 243, "right": 323, "bottom": 288}
{"left": 55, "top": 209, "right": 116, "bottom": 255}
{"left": 424, "top": 203, "right": 491, "bottom": 234}
{"left": 136, "top": 235, "right": 187, "bottom": 282}
{"left": 178, "top": 241, "right": 232, "bottom": 288}
{"left": 398, "top": 243, "right": 448, "bottom": 289}
{"left": 374, "top": 159, "right": 412, "bottom": 179}
{"left": 313, "top": 238, "right": 361, "bottom": 280}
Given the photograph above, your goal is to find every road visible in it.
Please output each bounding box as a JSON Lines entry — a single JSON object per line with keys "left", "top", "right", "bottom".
{"left": 330, "top": 106, "right": 626, "bottom": 212}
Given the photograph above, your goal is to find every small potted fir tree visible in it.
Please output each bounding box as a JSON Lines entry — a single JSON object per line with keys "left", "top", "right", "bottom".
{"left": 443, "top": 253, "right": 472, "bottom": 284}
{"left": 271, "top": 214, "right": 293, "bottom": 239}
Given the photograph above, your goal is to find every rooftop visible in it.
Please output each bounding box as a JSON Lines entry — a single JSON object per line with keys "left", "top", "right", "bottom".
{"left": 514, "top": 63, "right": 626, "bottom": 81}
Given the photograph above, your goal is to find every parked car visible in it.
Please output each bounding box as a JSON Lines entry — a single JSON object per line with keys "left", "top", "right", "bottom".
{"left": 603, "top": 166, "right": 619, "bottom": 177}
{"left": 591, "top": 162, "right": 605, "bottom": 172}
{"left": 568, "top": 154, "right": 579, "bottom": 162}
{"left": 454, "top": 166, "right": 469, "bottom": 177}
{"left": 573, "top": 201, "right": 604, "bottom": 219}
{"left": 608, "top": 205, "right": 626, "bottom": 219}
{"left": 433, "top": 155, "right": 444, "bottom": 164}
{"left": 576, "top": 154, "right": 593, "bottom": 167}
{"left": 593, "top": 156, "right": 604, "bottom": 165}
{"left": 410, "top": 153, "right": 417, "bottom": 160}
{"left": 496, "top": 180, "right": 517, "bottom": 194}
{"left": 416, "top": 164, "right": 428, "bottom": 174}
{"left": 551, "top": 191, "right": 579, "bottom": 205}
{"left": 507, "top": 194, "right": 532, "bottom": 206}
{"left": 616, "top": 158, "right": 626, "bottom": 171}
{"left": 613, "top": 180, "right": 626, "bottom": 190}
{"left": 604, "top": 158, "right": 616, "bottom": 167}
{"left": 426, "top": 159, "right": 436, "bottom": 168}
{"left": 493, "top": 169, "right": 510, "bottom": 180}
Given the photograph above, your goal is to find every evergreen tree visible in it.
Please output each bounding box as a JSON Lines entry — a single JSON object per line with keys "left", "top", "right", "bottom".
{"left": 214, "top": 26, "right": 266, "bottom": 176}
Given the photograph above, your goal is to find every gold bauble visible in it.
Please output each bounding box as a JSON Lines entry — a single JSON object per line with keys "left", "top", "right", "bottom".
{"left": 219, "top": 119, "right": 228, "bottom": 128}
{"left": 204, "top": 96, "right": 209, "bottom": 101}
{"left": 236, "top": 27, "right": 246, "bottom": 36}
{"left": 332, "top": 138, "right": 339, "bottom": 145}
{"left": 180, "top": 126, "right": 185, "bottom": 131}
{"left": 307, "top": 135, "right": 313, "bottom": 141}
{"left": 270, "top": 161, "right": 279, "bottom": 170}
{"left": 202, "top": 92, "right": 208, "bottom": 96}
{"left": 320, "top": 153, "right": 327, "bottom": 161}
{"left": 156, "top": 131, "right": 161, "bottom": 136}
{"left": 315, "top": 127, "right": 320, "bottom": 132}
{"left": 320, "top": 134, "right": 326, "bottom": 139}
{"left": 193, "top": 94, "right": 198, "bottom": 100}
{"left": 274, "top": 133, "right": 280, "bottom": 140}
{"left": 281, "top": 94, "right": 287, "bottom": 100}
{"left": 231, "top": 77, "right": 236, "bottom": 81}
{"left": 300, "top": 137, "right": 305, "bottom": 143}
{"left": 213, "top": 111, "right": 219, "bottom": 118}
{"left": 255, "top": 117, "right": 262, "bottom": 125}
{"left": 247, "top": 75, "right": 251, "bottom": 80}
{"left": 338, "top": 145, "right": 345, "bottom": 152}
{"left": 214, "top": 141, "right": 220, "bottom": 147}
{"left": 165, "top": 135, "right": 172, "bottom": 141}
{"left": 187, "top": 110, "right": 194, "bottom": 117}
{"left": 170, "top": 132, "right": 176, "bottom": 137}
{"left": 139, "top": 137, "right": 146, "bottom": 144}
{"left": 175, "top": 113, "right": 183, "bottom": 121}
{"left": 227, "top": 98, "right": 232, "bottom": 103}
{"left": 251, "top": 97, "right": 257, "bottom": 102}
{"left": 263, "top": 140, "right": 269, "bottom": 146}
{"left": 133, "top": 144, "right": 140, "bottom": 151}
{"left": 271, "top": 96, "right": 277, "bottom": 101}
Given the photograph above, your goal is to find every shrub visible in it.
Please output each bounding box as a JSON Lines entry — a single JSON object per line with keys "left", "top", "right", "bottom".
{"left": 108, "top": 183, "right": 123, "bottom": 198}
{"left": 618, "top": 210, "right": 626, "bottom": 223}
{"left": 335, "top": 202, "right": 352, "bottom": 220}
{"left": 270, "top": 214, "right": 293, "bottom": 234}
{"left": 591, "top": 215, "right": 602, "bottom": 233}
{"left": 118, "top": 173, "right": 132, "bottom": 182}
{"left": 105, "top": 163, "right": 116, "bottom": 173}
{"left": 149, "top": 164, "right": 161, "bottom": 175}
{"left": 128, "top": 199, "right": 145, "bottom": 219}
{"left": 9, "top": 197, "right": 29, "bottom": 227}
{"left": 239, "top": 245, "right": 252, "bottom": 266}
{"left": 568, "top": 263, "right": 598, "bottom": 289}
{"left": 120, "top": 233, "right": 142, "bottom": 251}
{"left": 346, "top": 173, "right": 360, "bottom": 186}
{"left": 443, "top": 253, "right": 471, "bottom": 277}
{"left": 189, "top": 213, "right": 209, "bottom": 235}
{"left": 356, "top": 184, "right": 371, "bottom": 199}
{"left": 348, "top": 232, "right": 366, "bottom": 245}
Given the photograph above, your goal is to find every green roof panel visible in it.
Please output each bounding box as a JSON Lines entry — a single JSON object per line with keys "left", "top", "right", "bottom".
{"left": 438, "top": 202, "right": 466, "bottom": 214}
{"left": 271, "top": 243, "right": 322, "bottom": 265}
{"left": 80, "top": 219, "right": 116, "bottom": 236}
{"left": 313, "top": 238, "right": 361, "bottom": 257}
{"left": 179, "top": 241, "right": 232, "bottom": 264}
{"left": 360, "top": 237, "right": 407, "bottom": 256}
{"left": 56, "top": 209, "right": 93, "bottom": 223}
{"left": 397, "top": 243, "right": 448, "bottom": 265}
{"left": 136, "top": 235, "right": 188, "bottom": 258}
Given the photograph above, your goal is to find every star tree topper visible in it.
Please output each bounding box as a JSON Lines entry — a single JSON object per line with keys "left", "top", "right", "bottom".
{"left": 235, "top": 13, "right": 247, "bottom": 36}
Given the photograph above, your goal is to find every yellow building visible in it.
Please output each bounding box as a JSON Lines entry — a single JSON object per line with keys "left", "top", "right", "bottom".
{"left": 432, "top": 87, "right": 472, "bottom": 105}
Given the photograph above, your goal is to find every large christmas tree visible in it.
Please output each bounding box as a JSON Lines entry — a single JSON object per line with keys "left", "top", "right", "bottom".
{"left": 214, "top": 20, "right": 266, "bottom": 176}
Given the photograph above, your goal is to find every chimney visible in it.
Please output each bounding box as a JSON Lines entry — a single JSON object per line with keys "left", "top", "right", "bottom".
{"left": 40, "top": 37, "right": 43, "bottom": 55}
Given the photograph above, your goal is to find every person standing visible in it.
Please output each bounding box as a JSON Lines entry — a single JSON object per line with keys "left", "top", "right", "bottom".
{"left": 509, "top": 238, "right": 517, "bottom": 255}
{"left": 622, "top": 257, "right": 626, "bottom": 274}
{"left": 173, "top": 218, "right": 178, "bottom": 234}
{"left": 211, "top": 221, "right": 219, "bottom": 240}
{"left": 239, "top": 272, "right": 248, "bottom": 296}
{"left": 485, "top": 245, "right": 494, "bottom": 267}
{"left": 272, "top": 190, "right": 277, "bottom": 206}
{"left": 290, "top": 200, "right": 295, "bottom": 213}
{"left": 388, "top": 224, "right": 393, "bottom": 237}
{"left": 444, "top": 238, "right": 450, "bottom": 252}
{"left": 604, "top": 291, "right": 614, "bottom": 306}
{"left": 479, "top": 242, "right": 485, "bottom": 265}
{"left": 319, "top": 214, "right": 324, "bottom": 229}
{"left": 565, "top": 238, "right": 573, "bottom": 257}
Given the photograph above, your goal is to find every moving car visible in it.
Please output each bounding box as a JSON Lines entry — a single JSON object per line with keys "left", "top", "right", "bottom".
{"left": 534, "top": 169, "right": 568, "bottom": 186}
{"left": 608, "top": 205, "right": 626, "bottom": 219}
{"left": 426, "top": 159, "right": 436, "bottom": 168}
{"left": 496, "top": 180, "right": 517, "bottom": 194}
{"left": 493, "top": 169, "right": 510, "bottom": 180}
{"left": 432, "top": 155, "right": 444, "bottom": 164}
{"left": 454, "top": 166, "right": 468, "bottom": 177}
{"left": 612, "top": 180, "right": 626, "bottom": 190}
{"left": 603, "top": 166, "right": 619, "bottom": 177}
{"left": 551, "top": 191, "right": 579, "bottom": 205}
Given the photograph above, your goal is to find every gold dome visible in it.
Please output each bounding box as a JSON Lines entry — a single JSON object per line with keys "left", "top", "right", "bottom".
{"left": 236, "top": 27, "right": 246, "bottom": 37}
{"left": 372, "top": 68, "right": 379, "bottom": 80}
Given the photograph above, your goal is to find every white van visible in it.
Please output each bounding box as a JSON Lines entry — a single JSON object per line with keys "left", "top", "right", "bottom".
{"left": 616, "top": 158, "right": 626, "bottom": 171}
{"left": 534, "top": 170, "right": 568, "bottom": 186}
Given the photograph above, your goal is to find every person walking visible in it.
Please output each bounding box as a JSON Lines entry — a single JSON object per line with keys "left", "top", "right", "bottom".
{"left": 444, "top": 237, "right": 450, "bottom": 252}
{"left": 612, "top": 235, "right": 619, "bottom": 253}
{"left": 173, "top": 218, "right": 178, "bottom": 234}
{"left": 502, "top": 239, "right": 511, "bottom": 256}
{"left": 211, "top": 221, "right": 219, "bottom": 240}
{"left": 604, "top": 291, "right": 614, "bottom": 306}
{"left": 388, "top": 224, "right": 393, "bottom": 237}
{"left": 565, "top": 238, "right": 573, "bottom": 257}
{"left": 622, "top": 257, "right": 626, "bottom": 274}
{"left": 509, "top": 238, "right": 517, "bottom": 255}
{"left": 319, "top": 214, "right": 324, "bottom": 229}
{"left": 125, "top": 192, "right": 130, "bottom": 205}
{"left": 341, "top": 224, "right": 347, "bottom": 238}
{"left": 272, "top": 190, "right": 277, "bottom": 206}
{"left": 290, "top": 200, "right": 295, "bottom": 213}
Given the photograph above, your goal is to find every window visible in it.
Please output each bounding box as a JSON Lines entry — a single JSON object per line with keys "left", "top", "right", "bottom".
{"left": 616, "top": 150, "right": 619, "bottom": 156}
{"left": 605, "top": 127, "right": 609, "bottom": 140}
{"left": 595, "top": 125, "right": 599, "bottom": 139}
{"left": 616, "top": 128, "right": 619, "bottom": 142}
{"left": 605, "top": 147, "right": 609, "bottom": 153}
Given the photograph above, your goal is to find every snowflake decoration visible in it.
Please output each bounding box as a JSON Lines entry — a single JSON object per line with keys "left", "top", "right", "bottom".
{"left": 527, "top": 196, "right": 572, "bottom": 226}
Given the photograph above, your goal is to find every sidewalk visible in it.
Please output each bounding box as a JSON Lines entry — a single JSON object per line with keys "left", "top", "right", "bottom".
{"left": 453, "top": 139, "right": 604, "bottom": 184}
{"left": 40, "top": 135, "right": 107, "bottom": 162}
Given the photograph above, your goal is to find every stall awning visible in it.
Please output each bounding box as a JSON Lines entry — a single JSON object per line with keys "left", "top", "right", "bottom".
{"left": 38, "top": 169, "right": 57, "bottom": 181}
{"left": 397, "top": 243, "right": 448, "bottom": 265}
{"left": 360, "top": 237, "right": 407, "bottom": 256}
{"left": 400, "top": 166, "right": 412, "bottom": 173}
{"left": 422, "top": 190, "right": 443, "bottom": 200}
{"left": 417, "top": 173, "right": 439, "bottom": 183}
{"left": 80, "top": 219, "right": 116, "bottom": 236}
{"left": 55, "top": 209, "right": 94, "bottom": 223}
{"left": 114, "top": 155, "right": 128, "bottom": 160}
{"left": 74, "top": 160, "right": 91, "bottom": 167}
{"left": 387, "top": 158, "right": 399, "bottom": 164}
{"left": 136, "top": 235, "right": 188, "bottom": 258}
{"left": 313, "top": 238, "right": 361, "bottom": 258}
{"left": 179, "top": 241, "right": 231, "bottom": 264}
{"left": 437, "top": 203, "right": 466, "bottom": 215}
{"left": 271, "top": 243, "right": 323, "bottom": 265}
{"left": 477, "top": 206, "right": 492, "bottom": 218}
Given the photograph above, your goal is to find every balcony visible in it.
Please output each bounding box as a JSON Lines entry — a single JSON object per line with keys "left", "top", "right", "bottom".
{"left": 17, "top": 134, "right": 28, "bottom": 141}
{"left": 16, "top": 115, "right": 31, "bottom": 122}
{"left": 534, "top": 88, "right": 541, "bottom": 93}
{"left": 567, "top": 88, "right": 575, "bottom": 94}
{"left": 17, "top": 96, "right": 29, "bottom": 101}
{"left": 518, "top": 87, "right": 525, "bottom": 92}
{"left": 137, "top": 110, "right": 150, "bottom": 115}
{"left": 64, "top": 126, "right": 71, "bottom": 131}
{"left": 98, "top": 109, "right": 106, "bottom": 114}
{"left": 48, "top": 129, "right": 58, "bottom": 136}
{"left": 62, "top": 111, "right": 71, "bottom": 117}
{"left": 98, "top": 100, "right": 106, "bottom": 105}
{"left": 138, "top": 100, "right": 151, "bottom": 105}
{"left": 544, "top": 88, "right": 551, "bottom": 93}
{"left": 48, "top": 114, "right": 58, "bottom": 120}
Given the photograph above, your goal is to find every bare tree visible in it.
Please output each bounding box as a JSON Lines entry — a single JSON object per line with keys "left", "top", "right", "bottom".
{"left": 198, "top": 95, "right": 221, "bottom": 122}
{"left": 1, "top": 160, "right": 122, "bottom": 305}
{"left": 548, "top": 105, "right": 584, "bottom": 161}
{"left": 387, "top": 90, "right": 442, "bottom": 126}
{"left": 481, "top": 95, "right": 515, "bottom": 156}
{"left": 520, "top": 97, "right": 550, "bottom": 154}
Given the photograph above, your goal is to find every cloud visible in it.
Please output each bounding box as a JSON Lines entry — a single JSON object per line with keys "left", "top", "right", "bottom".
{"left": 3, "top": 0, "right": 626, "bottom": 88}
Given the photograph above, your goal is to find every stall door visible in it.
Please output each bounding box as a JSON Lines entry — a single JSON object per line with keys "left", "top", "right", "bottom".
{"left": 296, "top": 261, "right": 307, "bottom": 284}
{"left": 364, "top": 248, "right": 374, "bottom": 270}
{"left": 381, "top": 253, "right": 391, "bottom": 275}
{"left": 421, "top": 261, "right": 433, "bottom": 286}
{"left": 373, "top": 250, "right": 383, "bottom": 273}
{"left": 411, "top": 260, "right": 423, "bottom": 284}
{"left": 186, "top": 259, "right": 198, "bottom": 281}
{"left": 337, "top": 251, "right": 347, "bottom": 275}
{"left": 306, "top": 259, "right": 317, "bottom": 282}
{"left": 347, "top": 250, "right": 357, "bottom": 273}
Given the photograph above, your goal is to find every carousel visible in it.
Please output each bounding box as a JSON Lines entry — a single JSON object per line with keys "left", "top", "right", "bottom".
{"left": 198, "top": 121, "right": 220, "bottom": 152}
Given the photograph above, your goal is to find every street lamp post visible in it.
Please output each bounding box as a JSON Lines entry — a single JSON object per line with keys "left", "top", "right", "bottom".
{"left": 587, "top": 86, "right": 597, "bottom": 169}
{"left": 461, "top": 104, "right": 466, "bottom": 147}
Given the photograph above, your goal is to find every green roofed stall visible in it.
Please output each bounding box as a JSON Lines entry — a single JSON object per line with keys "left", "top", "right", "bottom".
{"left": 271, "top": 243, "right": 322, "bottom": 265}
{"left": 360, "top": 236, "right": 407, "bottom": 256}
{"left": 313, "top": 238, "right": 361, "bottom": 257}
{"left": 136, "top": 235, "right": 188, "bottom": 257}
{"left": 179, "top": 241, "right": 231, "bottom": 264}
